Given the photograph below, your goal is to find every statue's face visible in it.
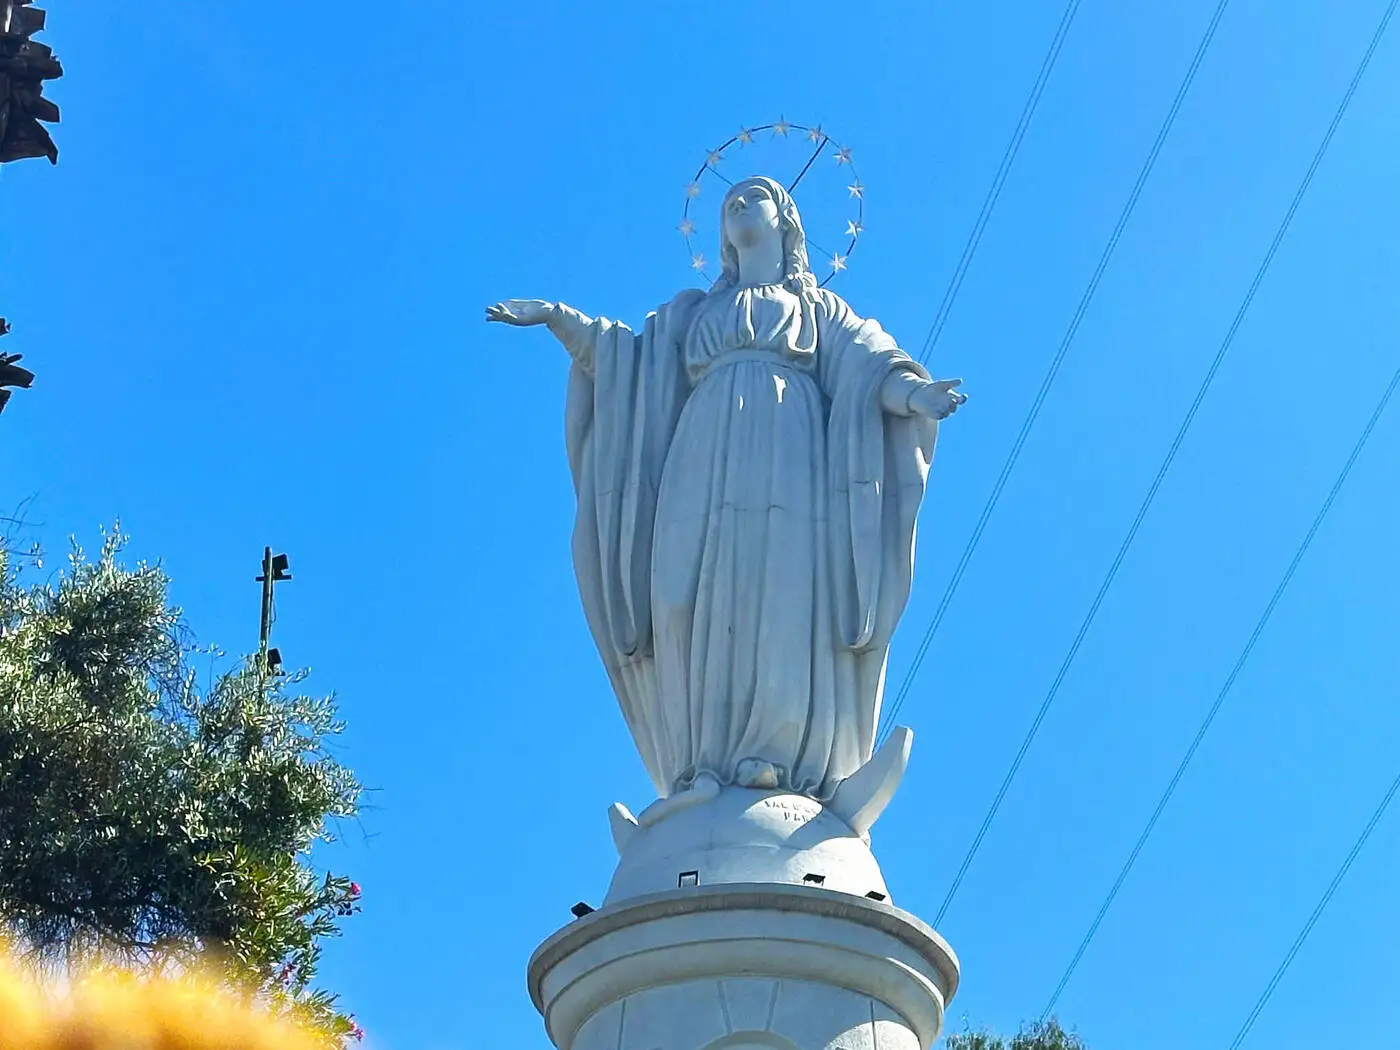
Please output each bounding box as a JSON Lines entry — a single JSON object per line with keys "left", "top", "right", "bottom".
{"left": 723, "top": 181, "right": 782, "bottom": 251}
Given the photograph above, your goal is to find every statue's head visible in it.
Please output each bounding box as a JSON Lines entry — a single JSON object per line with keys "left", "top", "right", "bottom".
{"left": 716, "top": 176, "right": 814, "bottom": 291}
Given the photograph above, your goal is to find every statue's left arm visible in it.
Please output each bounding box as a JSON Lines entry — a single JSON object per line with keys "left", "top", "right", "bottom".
{"left": 879, "top": 369, "right": 967, "bottom": 420}
{"left": 815, "top": 287, "right": 966, "bottom": 662}
{"left": 814, "top": 290, "right": 967, "bottom": 420}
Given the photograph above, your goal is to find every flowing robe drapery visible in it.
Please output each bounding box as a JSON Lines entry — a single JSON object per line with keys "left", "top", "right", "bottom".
{"left": 563, "top": 284, "right": 937, "bottom": 801}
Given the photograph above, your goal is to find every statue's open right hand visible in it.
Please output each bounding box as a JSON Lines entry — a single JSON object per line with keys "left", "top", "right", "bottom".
{"left": 485, "top": 299, "right": 556, "bottom": 327}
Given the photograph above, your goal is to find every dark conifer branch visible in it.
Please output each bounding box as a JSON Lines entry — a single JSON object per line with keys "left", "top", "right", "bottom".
{"left": 0, "top": 0, "right": 62, "bottom": 165}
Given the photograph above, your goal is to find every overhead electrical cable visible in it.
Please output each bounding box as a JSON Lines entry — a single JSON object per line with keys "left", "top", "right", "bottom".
{"left": 925, "top": 0, "right": 1397, "bottom": 927}
{"left": 1225, "top": 764, "right": 1400, "bottom": 1049}
{"left": 878, "top": 0, "right": 1235, "bottom": 747}
{"left": 1042, "top": 358, "right": 1400, "bottom": 1019}
{"left": 914, "top": 0, "right": 1082, "bottom": 365}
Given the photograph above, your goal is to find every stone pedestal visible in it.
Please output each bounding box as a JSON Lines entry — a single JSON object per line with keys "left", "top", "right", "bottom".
{"left": 529, "top": 787, "right": 959, "bottom": 1050}
{"left": 529, "top": 884, "right": 957, "bottom": 1050}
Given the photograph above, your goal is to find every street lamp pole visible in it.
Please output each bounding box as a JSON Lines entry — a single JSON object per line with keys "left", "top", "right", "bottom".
{"left": 255, "top": 547, "right": 292, "bottom": 677}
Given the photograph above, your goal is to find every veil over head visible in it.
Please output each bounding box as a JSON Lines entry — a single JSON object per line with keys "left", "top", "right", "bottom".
{"left": 715, "top": 176, "right": 819, "bottom": 353}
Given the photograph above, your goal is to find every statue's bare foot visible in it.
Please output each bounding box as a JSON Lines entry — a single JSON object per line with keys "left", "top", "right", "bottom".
{"left": 635, "top": 772, "right": 722, "bottom": 828}
{"left": 735, "top": 757, "right": 782, "bottom": 790}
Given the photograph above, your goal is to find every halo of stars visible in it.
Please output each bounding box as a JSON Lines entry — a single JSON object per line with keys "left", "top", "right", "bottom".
{"left": 679, "top": 119, "right": 865, "bottom": 287}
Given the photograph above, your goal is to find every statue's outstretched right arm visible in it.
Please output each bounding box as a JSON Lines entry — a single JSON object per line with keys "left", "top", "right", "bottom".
{"left": 485, "top": 298, "right": 598, "bottom": 374}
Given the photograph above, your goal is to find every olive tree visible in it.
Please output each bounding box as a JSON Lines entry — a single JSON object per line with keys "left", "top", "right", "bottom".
{"left": 0, "top": 530, "right": 364, "bottom": 1043}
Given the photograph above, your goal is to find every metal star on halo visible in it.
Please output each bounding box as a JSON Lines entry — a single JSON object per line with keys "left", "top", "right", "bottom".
{"left": 676, "top": 118, "right": 862, "bottom": 281}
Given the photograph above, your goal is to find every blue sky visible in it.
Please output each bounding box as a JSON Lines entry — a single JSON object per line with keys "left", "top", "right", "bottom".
{"left": 3, "top": 1, "right": 1398, "bottom": 1046}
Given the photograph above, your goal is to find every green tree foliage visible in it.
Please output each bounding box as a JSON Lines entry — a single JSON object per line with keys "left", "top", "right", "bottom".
{"left": 947, "top": 1018, "right": 1088, "bottom": 1050}
{"left": 0, "top": 530, "right": 363, "bottom": 1043}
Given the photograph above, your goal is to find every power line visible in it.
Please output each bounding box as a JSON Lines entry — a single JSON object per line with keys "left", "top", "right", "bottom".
{"left": 878, "top": 0, "right": 1234, "bottom": 746}
{"left": 1228, "top": 764, "right": 1400, "bottom": 1048}
{"left": 1041, "top": 358, "right": 1400, "bottom": 1019}
{"left": 915, "top": 0, "right": 1082, "bottom": 365}
{"left": 926, "top": 0, "right": 1396, "bottom": 927}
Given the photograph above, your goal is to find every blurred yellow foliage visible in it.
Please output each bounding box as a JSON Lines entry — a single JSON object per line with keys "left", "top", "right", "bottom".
{"left": 0, "top": 946, "right": 326, "bottom": 1050}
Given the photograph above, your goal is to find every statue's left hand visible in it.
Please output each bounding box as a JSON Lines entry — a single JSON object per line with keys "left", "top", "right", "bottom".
{"left": 485, "top": 299, "right": 556, "bottom": 327}
{"left": 909, "top": 378, "right": 968, "bottom": 420}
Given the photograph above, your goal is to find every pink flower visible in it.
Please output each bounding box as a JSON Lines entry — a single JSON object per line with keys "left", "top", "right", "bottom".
{"left": 349, "top": 882, "right": 362, "bottom": 898}
{"left": 351, "top": 1024, "right": 365, "bottom": 1042}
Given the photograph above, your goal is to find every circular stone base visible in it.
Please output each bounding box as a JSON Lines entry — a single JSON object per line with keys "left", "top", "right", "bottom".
{"left": 606, "top": 787, "right": 890, "bottom": 906}
{"left": 529, "top": 883, "right": 959, "bottom": 1050}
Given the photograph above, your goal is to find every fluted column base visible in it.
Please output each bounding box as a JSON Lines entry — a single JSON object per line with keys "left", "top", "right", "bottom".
{"left": 528, "top": 883, "right": 959, "bottom": 1050}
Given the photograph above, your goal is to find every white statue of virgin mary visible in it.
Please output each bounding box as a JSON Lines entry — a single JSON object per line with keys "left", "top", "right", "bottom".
{"left": 487, "top": 175, "right": 965, "bottom": 813}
